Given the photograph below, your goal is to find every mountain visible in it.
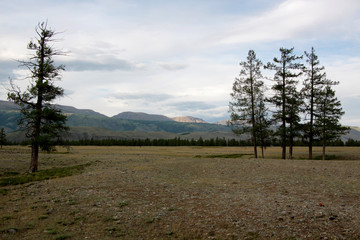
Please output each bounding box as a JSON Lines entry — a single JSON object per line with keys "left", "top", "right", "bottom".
{"left": 214, "top": 119, "right": 229, "bottom": 125}
{"left": 56, "top": 105, "right": 107, "bottom": 118}
{"left": 172, "top": 116, "right": 207, "bottom": 123}
{"left": 1, "top": 100, "right": 360, "bottom": 142}
{"left": 112, "top": 111, "right": 174, "bottom": 122}
{"left": 0, "top": 100, "right": 232, "bottom": 141}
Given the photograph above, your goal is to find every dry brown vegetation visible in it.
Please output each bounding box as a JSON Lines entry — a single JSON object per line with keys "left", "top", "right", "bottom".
{"left": 1, "top": 146, "right": 360, "bottom": 239}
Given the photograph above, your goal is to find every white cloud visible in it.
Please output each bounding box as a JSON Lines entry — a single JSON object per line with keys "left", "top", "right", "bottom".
{"left": 219, "top": 0, "right": 360, "bottom": 44}
{"left": 1, "top": 0, "right": 360, "bottom": 124}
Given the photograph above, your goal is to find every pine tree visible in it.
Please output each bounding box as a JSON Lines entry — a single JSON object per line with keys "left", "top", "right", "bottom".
{"left": 255, "top": 95, "right": 271, "bottom": 158}
{"left": 0, "top": 128, "right": 6, "bottom": 149}
{"left": 315, "top": 83, "right": 349, "bottom": 160}
{"left": 7, "top": 22, "right": 69, "bottom": 172}
{"left": 265, "top": 47, "right": 303, "bottom": 159}
{"left": 302, "top": 47, "right": 327, "bottom": 159}
{"left": 229, "top": 50, "right": 266, "bottom": 158}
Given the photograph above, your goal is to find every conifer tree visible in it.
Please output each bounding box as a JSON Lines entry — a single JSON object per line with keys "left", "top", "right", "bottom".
{"left": 265, "top": 47, "right": 303, "bottom": 159}
{"left": 0, "top": 128, "right": 6, "bottom": 149}
{"left": 315, "top": 83, "right": 349, "bottom": 160}
{"left": 302, "top": 47, "right": 327, "bottom": 159}
{"left": 229, "top": 50, "right": 266, "bottom": 158}
{"left": 7, "top": 22, "right": 68, "bottom": 172}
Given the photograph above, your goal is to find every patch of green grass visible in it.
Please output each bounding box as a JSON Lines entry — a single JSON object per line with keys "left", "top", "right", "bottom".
{"left": 38, "top": 215, "right": 48, "bottom": 220}
{"left": 0, "top": 188, "right": 9, "bottom": 195}
{"left": 313, "top": 154, "right": 340, "bottom": 160}
{"left": 67, "top": 200, "right": 77, "bottom": 205}
{"left": 0, "top": 163, "right": 90, "bottom": 187}
{"left": 197, "top": 153, "right": 252, "bottom": 158}
{"left": 118, "top": 201, "right": 129, "bottom": 208}
{"left": 145, "top": 218, "right": 154, "bottom": 224}
{"left": 45, "top": 228, "right": 58, "bottom": 235}
{"left": 55, "top": 233, "right": 72, "bottom": 240}
{"left": 3, "top": 171, "right": 20, "bottom": 176}
{"left": 2, "top": 215, "right": 14, "bottom": 221}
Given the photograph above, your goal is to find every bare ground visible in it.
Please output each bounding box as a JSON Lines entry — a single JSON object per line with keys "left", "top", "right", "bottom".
{"left": 1, "top": 146, "right": 360, "bottom": 239}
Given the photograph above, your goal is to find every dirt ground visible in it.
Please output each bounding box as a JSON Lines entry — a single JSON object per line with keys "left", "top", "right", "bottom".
{"left": 1, "top": 146, "right": 360, "bottom": 239}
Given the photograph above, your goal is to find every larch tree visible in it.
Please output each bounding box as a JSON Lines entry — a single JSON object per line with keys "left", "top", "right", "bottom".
{"left": 7, "top": 22, "right": 68, "bottom": 172}
{"left": 314, "top": 83, "right": 349, "bottom": 160}
{"left": 229, "top": 50, "right": 266, "bottom": 158}
{"left": 254, "top": 94, "right": 271, "bottom": 158}
{"left": 265, "top": 47, "right": 303, "bottom": 159}
{"left": 302, "top": 47, "right": 327, "bottom": 159}
{"left": 0, "top": 128, "right": 6, "bottom": 149}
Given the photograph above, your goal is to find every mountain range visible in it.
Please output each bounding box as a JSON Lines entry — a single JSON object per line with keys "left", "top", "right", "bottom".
{"left": 0, "top": 100, "right": 234, "bottom": 141}
{"left": 1, "top": 100, "right": 359, "bottom": 142}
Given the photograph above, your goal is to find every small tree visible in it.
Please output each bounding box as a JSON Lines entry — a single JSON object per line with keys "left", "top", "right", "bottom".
{"left": 0, "top": 128, "right": 6, "bottom": 148}
{"left": 229, "top": 50, "right": 266, "bottom": 158}
{"left": 265, "top": 47, "right": 303, "bottom": 159}
{"left": 314, "top": 83, "right": 349, "bottom": 160}
{"left": 7, "top": 22, "right": 68, "bottom": 172}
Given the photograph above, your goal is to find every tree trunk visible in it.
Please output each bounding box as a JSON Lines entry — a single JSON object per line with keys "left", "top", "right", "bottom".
{"left": 29, "top": 141, "right": 39, "bottom": 172}
{"left": 250, "top": 67, "right": 258, "bottom": 159}
{"left": 322, "top": 138, "right": 326, "bottom": 161}
{"left": 281, "top": 67, "right": 286, "bottom": 160}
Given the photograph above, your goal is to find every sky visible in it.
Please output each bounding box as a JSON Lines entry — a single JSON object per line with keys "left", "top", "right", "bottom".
{"left": 0, "top": 0, "right": 360, "bottom": 125}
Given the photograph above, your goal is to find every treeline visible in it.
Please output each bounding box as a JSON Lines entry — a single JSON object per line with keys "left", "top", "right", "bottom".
{"left": 64, "top": 137, "right": 360, "bottom": 147}
{"left": 8, "top": 137, "right": 360, "bottom": 147}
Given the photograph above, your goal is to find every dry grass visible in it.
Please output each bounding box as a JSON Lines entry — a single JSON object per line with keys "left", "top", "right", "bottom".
{"left": 0, "top": 146, "right": 360, "bottom": 239}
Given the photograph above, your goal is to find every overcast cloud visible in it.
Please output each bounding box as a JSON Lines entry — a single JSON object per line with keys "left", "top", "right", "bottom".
{"left": 0, "top": 0, "right": 359, "bottom": 124}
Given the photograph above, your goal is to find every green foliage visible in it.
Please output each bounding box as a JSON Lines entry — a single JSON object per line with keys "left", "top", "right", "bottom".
{"left": 265, "top": 47, "right": 304, "bottom": 159}
{"left": 0, "top": 128, "right": 6, "bottom": 148}
{"left": 7, "top": 22, "right": 68, "bottom": 172}
{"left": 229, "top": 50, "right": 269, "bottom": 158}
{"left": 315, "top": 84, "right": 349, "bottom": 153}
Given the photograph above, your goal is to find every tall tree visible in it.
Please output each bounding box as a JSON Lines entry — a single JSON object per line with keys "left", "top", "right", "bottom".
{"left": 314, "top": 83, "right": 349, "bottom": 160}
{"left": 254, "top": 94, "right": 271, "bottom": 158}
{"left": 265, "top": 47, "right": 303, "bottom": 159}
{"left": 229, "top": 50, "right": 266, "bottom": 158}
{"left": 302, "top": 47, "right": 327, "bottom": 159}
{"left": 7, "top": 22, "right": 68, "bottom": 172}
{"left": 0, "top": 128, "right": 6, "bottom": 149}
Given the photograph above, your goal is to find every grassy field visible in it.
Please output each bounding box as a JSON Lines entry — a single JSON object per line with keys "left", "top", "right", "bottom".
{"left": 0, "top": 146, "right": 360, "bottom": 239}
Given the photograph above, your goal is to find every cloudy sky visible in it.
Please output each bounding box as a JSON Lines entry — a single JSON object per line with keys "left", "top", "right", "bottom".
{"left": 1, "top": 0, "right": 360, "bottom": 125}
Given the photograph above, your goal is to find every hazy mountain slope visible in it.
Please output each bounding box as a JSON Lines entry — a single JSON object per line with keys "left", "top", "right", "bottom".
{"left": 112, "top": 111, "right": 174, "bottom": 122}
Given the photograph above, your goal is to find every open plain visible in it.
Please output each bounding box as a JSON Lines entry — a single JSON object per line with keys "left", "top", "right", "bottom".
{"left": 1, "top": 146, "right": 360, "bottom": 239}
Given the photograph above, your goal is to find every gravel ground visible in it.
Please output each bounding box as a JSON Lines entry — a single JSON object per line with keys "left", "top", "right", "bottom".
{"left": 0, "top": 146, "right": 360, "bottom": 239}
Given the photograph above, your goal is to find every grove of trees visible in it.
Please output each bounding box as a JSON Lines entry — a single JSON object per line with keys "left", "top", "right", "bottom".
{"left": 229, "top": 47, "right": 348, "bottom": 159}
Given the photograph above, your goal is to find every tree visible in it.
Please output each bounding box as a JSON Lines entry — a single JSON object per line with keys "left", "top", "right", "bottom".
{"left": 254, "top": 94, "right": 272, "bottom": 158}
{"left": 302, "top": 47, "right": 327, "bottom": 159}
{"left": 265, "top": 47, "right": 303, "bottom": 159}
{"left": 229, "top": 50, "right": 266, "bottom": 158}
{"left": 7, "top": 22, "right": 68, "bottom": 172}
{"left": 314, "top": 83, "right": 349, "bottom": 160}
{"left": 0, "top": 128, "right": 6, "bottom": 149}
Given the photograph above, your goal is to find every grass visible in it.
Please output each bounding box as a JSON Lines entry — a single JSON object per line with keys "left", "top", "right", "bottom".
{"left": 0, "top": 163, "right": 90, "bottom": 187}
{"left": 200, "top": 153, "right": 253, "bottom": 158}
{"left": 0, "top": 146, "right": 359, "bottom": 239}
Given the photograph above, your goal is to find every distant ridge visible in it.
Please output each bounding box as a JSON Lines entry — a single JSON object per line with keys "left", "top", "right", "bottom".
{"left": 172, "top": 116, "right": 207, "bottom": 123}
{"left": 214, "top": 119, "right": 229, "bottom": 125}
{"left": 112, "top": 111, "right": 174, "bottom": 122}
